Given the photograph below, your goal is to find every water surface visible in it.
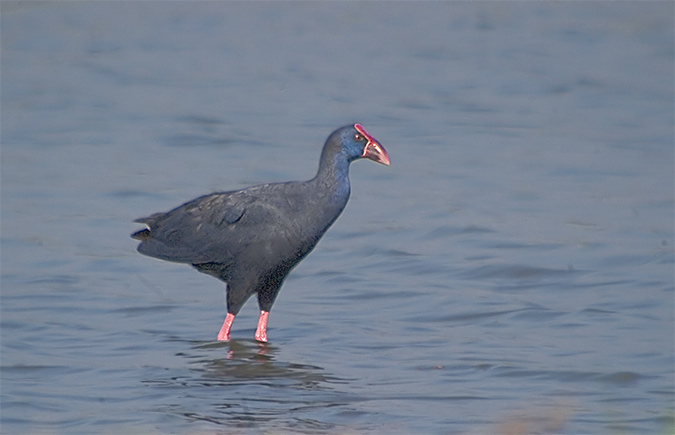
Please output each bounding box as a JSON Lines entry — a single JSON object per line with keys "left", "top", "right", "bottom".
{"left": 2, "top": 2, "right": 673, "bottom": 433}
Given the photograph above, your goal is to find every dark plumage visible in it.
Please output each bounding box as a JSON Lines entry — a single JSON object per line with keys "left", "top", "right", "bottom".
{"left": 132, "top": 124, "right": 390, "bottom": 342}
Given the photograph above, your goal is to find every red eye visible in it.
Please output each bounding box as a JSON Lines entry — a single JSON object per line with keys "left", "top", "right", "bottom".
{"left": 355, "top": 134, "right": 363, "bottom": 141}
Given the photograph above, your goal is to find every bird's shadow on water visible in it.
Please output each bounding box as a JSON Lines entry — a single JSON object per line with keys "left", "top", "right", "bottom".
{"left": 144, "top": 338, "right": 357, "bottom": 432}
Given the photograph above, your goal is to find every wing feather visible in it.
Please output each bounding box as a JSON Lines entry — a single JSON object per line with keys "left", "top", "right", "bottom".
{"left": 132, "top": 184, "right": 302, "bottom": 265}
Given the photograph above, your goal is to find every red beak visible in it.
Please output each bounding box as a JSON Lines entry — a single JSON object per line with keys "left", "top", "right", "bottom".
{"left": 355, "top": 124, "right": 390, "bottom": 166}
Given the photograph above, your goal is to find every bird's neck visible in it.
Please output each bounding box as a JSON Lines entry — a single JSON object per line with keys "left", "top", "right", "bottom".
{"left": 313, "top": 153, "right": 351, "bottom": 206}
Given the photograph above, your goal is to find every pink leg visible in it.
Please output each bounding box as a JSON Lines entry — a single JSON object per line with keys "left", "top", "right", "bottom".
{"left": 254, "top": 310, "right": 269, "bottom": 342}
{"left": 217, "top": 312, "right": 235, "bottom": 341}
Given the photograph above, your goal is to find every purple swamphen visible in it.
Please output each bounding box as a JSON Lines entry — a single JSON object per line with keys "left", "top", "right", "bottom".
{"left": 132, "top": 124, "right": 390, "bottom": 342}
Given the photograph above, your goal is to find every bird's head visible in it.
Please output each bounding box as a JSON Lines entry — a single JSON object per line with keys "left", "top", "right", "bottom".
{"left": 329, "top": 124, "right": 390, "bottom": 166}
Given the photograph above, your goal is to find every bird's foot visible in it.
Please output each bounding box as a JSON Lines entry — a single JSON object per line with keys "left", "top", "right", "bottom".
{"left": 255, "top": 310, "right": 269, "bottom": 342}
{"left": 217, "top": 313, "right": 236, "bottom": 341}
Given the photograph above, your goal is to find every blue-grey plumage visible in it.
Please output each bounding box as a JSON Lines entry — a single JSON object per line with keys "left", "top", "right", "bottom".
{"left": 132, "top": 124, "right": 389, "bottom": 342}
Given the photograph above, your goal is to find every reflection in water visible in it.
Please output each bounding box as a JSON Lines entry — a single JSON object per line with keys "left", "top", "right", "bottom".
{"left": 191, "top": 340, "right": 333, "bottom": 389}
{"left": 144, "top": 339, "right": 355, "bottom": 432}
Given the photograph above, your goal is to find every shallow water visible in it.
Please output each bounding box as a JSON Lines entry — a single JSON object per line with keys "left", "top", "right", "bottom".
{"left": 2, "top": 2, "right": 673, "bottom": 434}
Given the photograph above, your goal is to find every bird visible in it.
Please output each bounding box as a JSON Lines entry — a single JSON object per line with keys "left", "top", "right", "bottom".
{"left": 131, "top": 124, "right": 390, "bottom": 342}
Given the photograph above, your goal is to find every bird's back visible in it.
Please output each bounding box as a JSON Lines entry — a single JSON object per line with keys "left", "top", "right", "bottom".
{"left": 133, "top": 180, "right": 346, "bottom": 274}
